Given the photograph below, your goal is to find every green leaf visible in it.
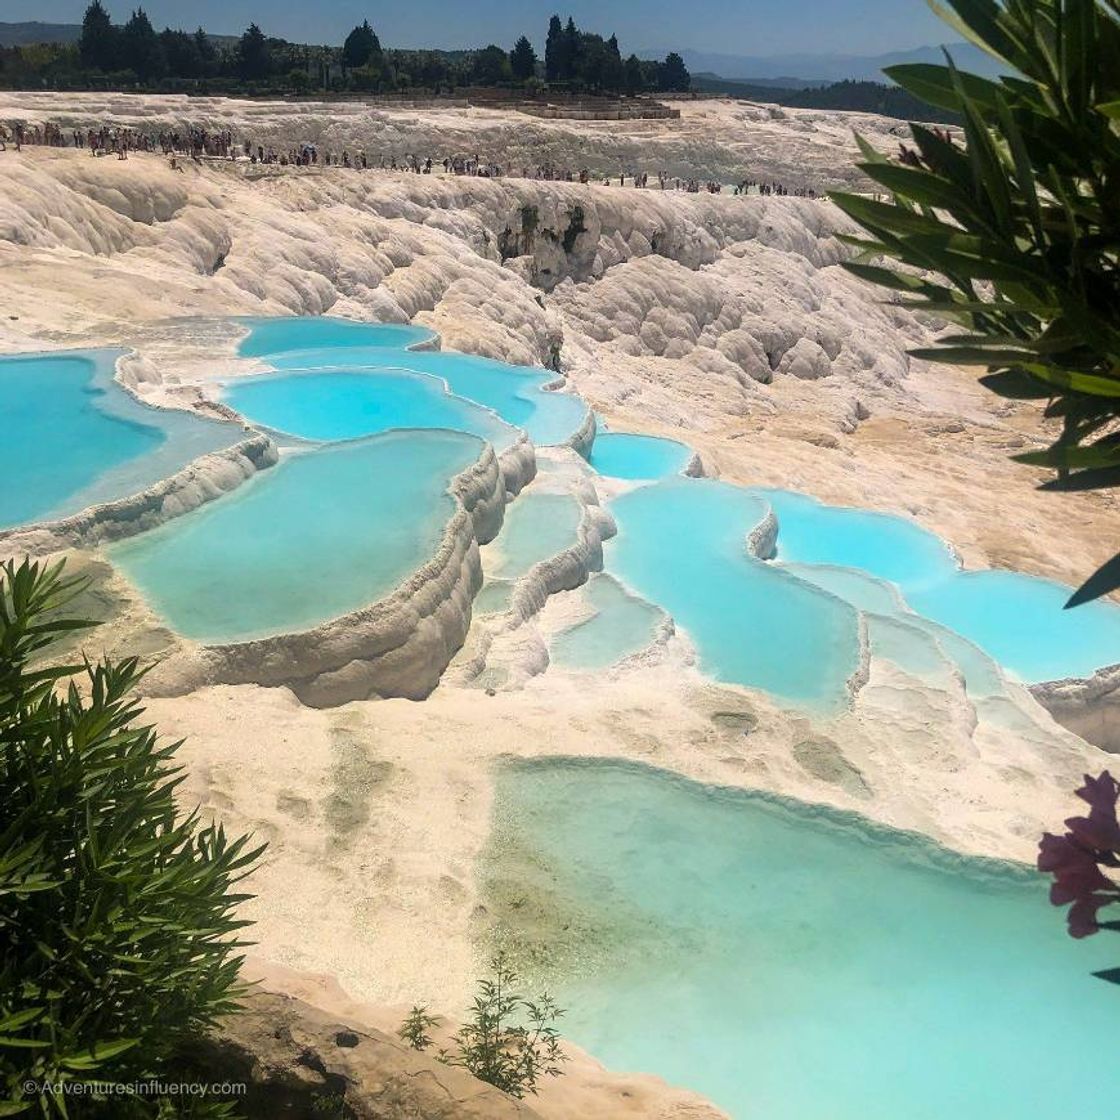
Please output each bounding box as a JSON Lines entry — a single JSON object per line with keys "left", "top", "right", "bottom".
{"left": 885, "top": 61, "right": 1003, "bottom": 113}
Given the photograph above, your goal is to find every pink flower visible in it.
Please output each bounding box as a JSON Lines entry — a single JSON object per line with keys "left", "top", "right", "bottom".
{"left": 1037, "top": 774, "right": 1120, "bottom": 941}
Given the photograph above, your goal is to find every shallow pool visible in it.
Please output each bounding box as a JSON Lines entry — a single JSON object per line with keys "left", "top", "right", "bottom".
{"left": 587, "top": 433, "right": 692, "bottom": 481}
{"left": 489, "top": 491, "right": 584, "bottom": 580}
{"left": 1, "top": 350, "right": 245, "bottom": 530}
{"left": 237, "top": 316, "right": 434, "bottom": 357}
{"left": 908, "top": 570, "right": 1120, "bottom": 683}
{"left": 608, "top": 478, "right": 861, "bottom": 710}
{"left": 755, "top": 488, "right": 959, "bottom": 592}
{"left": 237, "top": 319, "right": 589, "bottom": 447}
{"left": 223, "top": 368, "right": 517, "bottom": 449}
{"left": 110, "top": 431, "right": 482, "bottom": 642}
{"left": 550, "top": 574, "right": 665, "bottom": 670}
{"left": 486, "top": 759, "right": 1120, "bottom": 1120}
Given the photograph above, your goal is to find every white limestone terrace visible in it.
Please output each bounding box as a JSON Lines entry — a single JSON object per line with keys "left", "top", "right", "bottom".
{"left": 4, "top": 101, "right": 1120, "bottom": 1110}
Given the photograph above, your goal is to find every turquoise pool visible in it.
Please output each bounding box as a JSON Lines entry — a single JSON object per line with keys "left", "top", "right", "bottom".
{"left": 757, "top": 488, "right": 1120, "bottom": 683}
{"left": 607, "top": 478, "right": 861, "bottom": 710}
{"left": 754, "top": 488, "right": 959, "bottom": 591}
{"left": 487, "top": 759, "right": 1120, "bottom": 1120}
{"left": 909, "top": 570, "right": 1120, "bottom": 683}
{"left": 1, "top": 350, "right": 245, "bottom": 530}
{"left": 587, "top": 433, "right": 692, "bottom": 481}
{"left": 110, "top": 431, "right": 482, "bottom": 642}
{"left": 236, "top": 318, "right": 589, "bottom": 447}
{"left": 490, "top": 491, "right": 584, "bottom": 580}
{"left": 237, "top": 316, "right": 434, "bottom": 357}
{"left": 550, "top": 574, "right": 665, "bottom": 670}
{"left": 223, "top": 368, "right": 517, "bottom": 449}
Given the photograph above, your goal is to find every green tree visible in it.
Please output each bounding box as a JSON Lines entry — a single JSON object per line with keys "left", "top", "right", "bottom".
{"left": 342, "top": 19, "right": 382, "bottom": 70}
{"left": 659, "top": 51, "right": 690, "bottom": 92}
{"left": 831, "top": 0, "right": 1120, "bottom": 605}
{"left": 624, "top": 52, "right": 644, "bottom": 95}
{"left": 0, "top": 559, "right": 264, "bottom": 1116}
{"left": 562, "top": 16, "right": 581, "bottom": 81}
{"left": 193, "top": 27, "right": 216, "bottom": 74}
{"left": 159, "top": 28, "right": 201, "bottom": 79}
{"left": 120, "top": 8, "right": 166, "bottom": 83}
{"left": 604, "top": 33, "right": 625, "bottom": 92}
{"left": 510, "top": 35, "right": 537, "bottom": 81}
{"left": 236, "top": 22, "right": 271, "bottom": 81}
{"left": 78, "top": 0, "right": 118, "bottom": 72}
{"left": 472, "top": 43, "right": 512, "bottom": 85}
{"left": 544, "top": 14, "right": 565, "bottom": 81}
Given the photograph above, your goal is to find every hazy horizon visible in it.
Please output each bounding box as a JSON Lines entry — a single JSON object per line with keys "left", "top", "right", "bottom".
{"left": 1, "top": 0, "right": 953, "bottom": 57}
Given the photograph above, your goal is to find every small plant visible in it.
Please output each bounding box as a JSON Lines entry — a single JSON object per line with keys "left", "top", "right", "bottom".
{"left": 396, "top": 955, "right": 566, "bottom": 1099}
{"left": 397, "top": 1005, "right": 440, "bottom": 1051}
{"left": 0, "top": 558, "right": 265, "bottom": 1116}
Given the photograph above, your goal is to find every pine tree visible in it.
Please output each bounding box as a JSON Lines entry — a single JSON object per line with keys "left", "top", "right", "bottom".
{"left": 78, "top": 0, "right": 118, "bottom": 72}
{"left": 544, "top": 14, "right": 564, "bottom": 82}
{"left": 510, "top": 35, "right": 537, "bottom": 82}
{"left": 343, "top": 19, "right": 382, "bottom": 70}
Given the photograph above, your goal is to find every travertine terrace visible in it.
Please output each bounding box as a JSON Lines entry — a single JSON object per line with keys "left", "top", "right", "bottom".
{"left": 3, "top": 92, "right": 1119, "bottom": 1117}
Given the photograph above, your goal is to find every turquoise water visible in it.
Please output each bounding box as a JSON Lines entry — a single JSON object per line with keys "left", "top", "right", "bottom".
{"left": 783, "top": 561, "right": 1013, "bottom": 700}
{"left": 756, "top": 488, "right": 1120, "bottom": 682}
{"left": 490, "top": 491, "right": 584, "bottom": 579}
{"left": 588, "top": 433, "right": 692, "bottom": 480}
{"left": 0, "top": 350, "right": 243, "bottom": 530}
{"left": 550, "top": 574, "right": 665, "bottom": 669}
{"left": 756, "top": 488, "right": 959, "bottom": 591}
{"left": 488, "top": 760, "right": 1120, "bottom": 1120}
{"left": 608, "top": 479, "right": 861, "bottom": 709}
{"left": 223, "top": 368, "right": 517, "bottom": 449}
{"left": 237, "top": 319, "right": 589, "bottom": 447}
{"left": 110, "top": 432, "right": 482, "bottom": 642}
{"left": 237, "top": 316, "right": 434, "bottom": 357}
{"left": 909, "top": 570, "right": 1120, "bottom": 683}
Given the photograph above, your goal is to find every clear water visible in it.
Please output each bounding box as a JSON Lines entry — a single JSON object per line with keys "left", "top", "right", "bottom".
{"left": 908, "top": 570, "right": 1120, "bottom": 683}
{"left": 550, "top": 574, "right": 665, "bottom": 670}
{"left": 0, "top": 350, "right": 243, "bottom": 530}
{"left": 238, "top": 319, "right": 589, "bottom": 447}
{"left": 236, "top": 316, "right": 434, "bottom": 357}
{"left": 110, "top": 432, "right": 482, "bottom": 642}
{"left": 223, "top": 368, "right": 517, "bottom": 449}
{"left": 474, "top": 579, "right": 515, "bottom": 616}
{"left": 487, "top": 759, "right": 1120, "bottom": 1120}
{"left": 490, "top": 491, "right": 584, "bottom": 580}
{"left": 588, "top": 433, "right": 692, "bottom": 480}
{"left": 608, "top": 478, "right": 861, "bottom": 710}
{"left": 755, "top": 488, "right": 959, "bottom": 592}
{"left": 759, "top": 489, "right": 1120, "bottom": 682}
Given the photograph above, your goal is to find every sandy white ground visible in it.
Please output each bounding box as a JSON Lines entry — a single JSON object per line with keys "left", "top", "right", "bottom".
{"left": 2, "top": 96, "right": 1118, "bottom": 1116}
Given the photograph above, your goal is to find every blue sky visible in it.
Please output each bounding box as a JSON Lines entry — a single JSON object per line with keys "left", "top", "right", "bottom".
{"left": 5, "top": 1, "right": 952, "bottom": 56}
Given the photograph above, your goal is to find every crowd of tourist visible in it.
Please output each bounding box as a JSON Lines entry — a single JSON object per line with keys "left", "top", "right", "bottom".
{"left": 0, "top": 116, "right": 819, "bottom": 196}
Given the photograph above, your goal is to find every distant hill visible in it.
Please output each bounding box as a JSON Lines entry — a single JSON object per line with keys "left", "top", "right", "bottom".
{"left": 643, "top": 42, "right": 1008, "bottom": 84}
{"left": 0, "top": 21, "right": 81, "bottom": 47}
{"left": 690, "top": 73, "right": 957, "bottom": 124}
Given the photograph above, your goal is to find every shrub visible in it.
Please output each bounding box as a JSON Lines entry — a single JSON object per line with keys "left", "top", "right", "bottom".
{"left": 831, "top": 0, "right": 1120, "bottom": 605}
{"left": 0, "top": 558, "right": 264, "bottom": 1116}
{"left": 398, "top": 954, "right": 566, "bottom": 1099}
